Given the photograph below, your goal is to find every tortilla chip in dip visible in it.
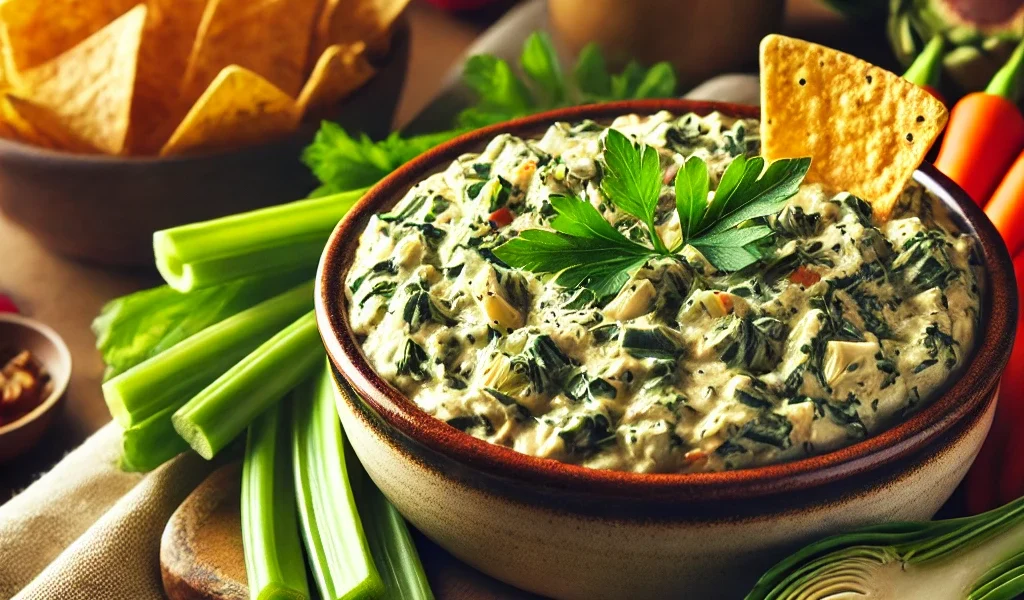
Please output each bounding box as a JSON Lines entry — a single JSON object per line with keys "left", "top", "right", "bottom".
{"left": 759, "top": 34, "right": 948, "bottom": 220}
{"left": 161, "top": 65, "right": 300, "bottom": 157}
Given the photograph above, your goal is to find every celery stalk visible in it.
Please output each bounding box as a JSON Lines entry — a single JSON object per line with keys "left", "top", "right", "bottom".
{"left": 292, "top": 365, "right": 383, "bottom": 599}
{"left": 242, "top": 404, "right": 310, "bottom": 600}
{"left": 102, "top": 281, "right": 314, "bottom": 429}
{"left": 118, "top": 402, "right": 190, "bottom": 472}
{"left": 346, "top": 443, "right": 434, "bottom": 600}
{"left": 173, "top": 311, "right": 322, "bottom": 459}
{"left": 154, "top": 189, "right": 367, "bottom": 293}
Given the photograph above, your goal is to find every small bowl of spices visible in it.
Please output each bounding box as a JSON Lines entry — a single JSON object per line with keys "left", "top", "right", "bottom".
{"left": 0, "top": 313, "right": 71, "bottom": 462}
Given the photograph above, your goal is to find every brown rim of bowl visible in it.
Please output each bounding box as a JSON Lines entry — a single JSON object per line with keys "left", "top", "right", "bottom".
{"left": 0, "top": 16, "right": 409, "bottom": 164}
{"left": 0, "top": 313, "right": 71, "bottom": 436}
{"left": 316, "top": 99, "right": 1017, "bottom": 501}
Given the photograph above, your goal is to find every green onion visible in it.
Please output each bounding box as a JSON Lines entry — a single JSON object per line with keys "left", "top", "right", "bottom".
{"left": 747, "top": 496, "right": 1024, "bottom": 600}
{"left": 173, "top": 310, "right": 322, "bottom": 459}
{"left": 103, "top": 280, "right": 314, "bottom": 429}
{"left": 242, "top": 403, "right": 310, "bottom": 600}
{"left": 292, "top": 364, "right": 383, "bottom": 599}
{"left": 347, "top": 443, "right": 434, "bottom": 600}
{"left": 154, "top": 188, "right": 366, "bottom": 293}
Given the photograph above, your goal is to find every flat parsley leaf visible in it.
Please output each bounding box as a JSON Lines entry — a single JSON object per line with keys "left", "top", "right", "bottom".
{"left": 493, "top": 195, "right": 653, "bottom": 298}
{"left": 600, "top": 128, "right": 665, "bottom": 251}
{"left": 495, "top": 132, "right": 811, "bottom": 296}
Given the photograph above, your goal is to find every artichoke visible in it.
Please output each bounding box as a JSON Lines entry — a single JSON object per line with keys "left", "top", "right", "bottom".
{"left": 889, "top": 0, "right": 1024, "bottom": 93}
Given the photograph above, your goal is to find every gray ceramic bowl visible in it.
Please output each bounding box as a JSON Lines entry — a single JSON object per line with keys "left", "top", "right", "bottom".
{"left": 316, "top": 100, "right": 1017, "bottom": 599}
{"left": 0, "top": 21, "right": 409, "bottom": 267}
{"left": 0, "top": 313, "right": 71, "bottom": 463}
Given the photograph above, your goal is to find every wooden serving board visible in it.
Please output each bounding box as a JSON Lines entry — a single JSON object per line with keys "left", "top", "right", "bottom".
{"left": 160, "top": 463, "right": 540, "bottom": 600}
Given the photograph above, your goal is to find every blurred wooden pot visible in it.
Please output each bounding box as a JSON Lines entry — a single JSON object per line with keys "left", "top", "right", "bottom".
{"left": 549, "top": 0, "right": 785, "bottom": 90}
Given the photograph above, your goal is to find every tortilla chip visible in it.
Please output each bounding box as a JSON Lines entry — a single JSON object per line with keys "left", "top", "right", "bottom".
{"left": 126, "top": 0, "right": 209, "bottom": 155}
{"left": 297, "top": 42, "right": 376, "bottom": 117}
{"left": 160, "top": 65, "right": 300, "bottom": 157}
{"left": 759, "top": 34, "right": 948, "bottom": 220}
{"left": 180, "top": 0, "right": 321, "bottom": 106}
{"left": 16, "top": 5, "right": 147, "bottom": 155}
{"left": 313, "top": 0, "right": 409, "bottom": 57}
{"left": 0, "top": 0, "right": 138, "bottom": 72}
{"left": 1, "top": 94, "right": 98, "bottom": 152}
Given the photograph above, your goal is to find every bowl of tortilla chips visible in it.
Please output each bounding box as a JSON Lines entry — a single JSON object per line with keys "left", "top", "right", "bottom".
{"left": 0, "top": 0, "right": 410, "bottom": 265}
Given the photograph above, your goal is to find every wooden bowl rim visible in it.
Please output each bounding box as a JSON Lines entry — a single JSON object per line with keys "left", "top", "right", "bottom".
{"left": 316, "top": 99, "right": 1017, "bottom": 500}
{"left": 0, "top": 313, "right": 71, "bottom": 436}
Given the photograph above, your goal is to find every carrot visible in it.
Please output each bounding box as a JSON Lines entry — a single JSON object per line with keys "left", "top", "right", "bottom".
{"left": 967, "top": 254, "right": 1024, "bottom": 513}
{"left": 984, "top": 150, "right": 1024, "bottom": 257}
{"left": 902, "top": 35, "right": 947, "bottom": 106}
{"left": 935, "top": 39, "right": 1024, "bottom": 206}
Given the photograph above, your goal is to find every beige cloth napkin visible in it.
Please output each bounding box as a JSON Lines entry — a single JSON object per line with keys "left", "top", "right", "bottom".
{"left": 0, "top": 422, "right": 214, "bottom": 600}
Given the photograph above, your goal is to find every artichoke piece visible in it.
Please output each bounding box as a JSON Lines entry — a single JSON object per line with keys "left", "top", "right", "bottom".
{"left": 705, "top": 315, "right": 786, "bottom": 374}
{"left": 822, "top": 340, "right": 880, "bottom": 385}
{"left": 773, "top": 205, "right": 822, "bottom": 238}
{"left": 475, "top": 267, "right": 525, "bottom": 331}
{"left": 604, "top": 279, "right": 656, "bottom": 321}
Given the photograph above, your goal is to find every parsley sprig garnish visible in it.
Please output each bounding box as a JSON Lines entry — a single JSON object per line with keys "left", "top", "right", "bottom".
{"left": 493, "top": 129, "right": 811, "bottom": 297}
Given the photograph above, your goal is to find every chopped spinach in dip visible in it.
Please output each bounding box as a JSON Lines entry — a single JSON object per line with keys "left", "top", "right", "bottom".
{"left": 344, "top": 111, "right": 981, "bottom": 473}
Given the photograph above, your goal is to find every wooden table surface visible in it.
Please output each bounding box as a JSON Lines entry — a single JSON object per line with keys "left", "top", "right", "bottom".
{"left": 0, "top": 1, "right": 884, "bottom": 597}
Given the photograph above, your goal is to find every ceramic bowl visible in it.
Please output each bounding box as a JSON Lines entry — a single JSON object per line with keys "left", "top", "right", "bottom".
{"left": 0, "top": 21, "right": 409, "bottom": 267}
{"left": 315, "top": 100, "right": 1017, "bottom": 599}
{"left": 0, "top": 313, "right": 71, "bottom": 463}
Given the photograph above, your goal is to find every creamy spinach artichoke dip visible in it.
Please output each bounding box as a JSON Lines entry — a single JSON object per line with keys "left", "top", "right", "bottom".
{"left": 345, "top": 111, "right": 981, "bottom": 473}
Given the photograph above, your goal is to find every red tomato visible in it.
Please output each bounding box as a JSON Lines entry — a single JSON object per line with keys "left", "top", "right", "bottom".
{"left": 488, "top": 207, "right": 515, "bottom": 228}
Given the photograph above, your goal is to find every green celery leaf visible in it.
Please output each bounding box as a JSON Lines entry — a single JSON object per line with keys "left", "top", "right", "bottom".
{"left": 675, "top": 156, "right": 709, "bottom": 241}
{"left": 459, "top": 54, "right": 534, "bottom": 126}
{"left": 702, "top": 157, "right": 812, "bottom": 235}
{"left": 610, "top": 60, "right": 645, "bottom": 99}
{"left": 573, "top": 43, "right": 611, "bottom": 100}
{"left": 520, "top": 32, "right": 566, "bottom": 106}
{"left": 302, "top": 124, "right": 462, "bottom": 195}
{"left": 92, "top": 272, "right": 306, "bottom": 381}
{"left": 633, "top": 62, "right": 677, "bottom": 99}
{"left": 600, "top": 129, "right": 663, "bottom": 242}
